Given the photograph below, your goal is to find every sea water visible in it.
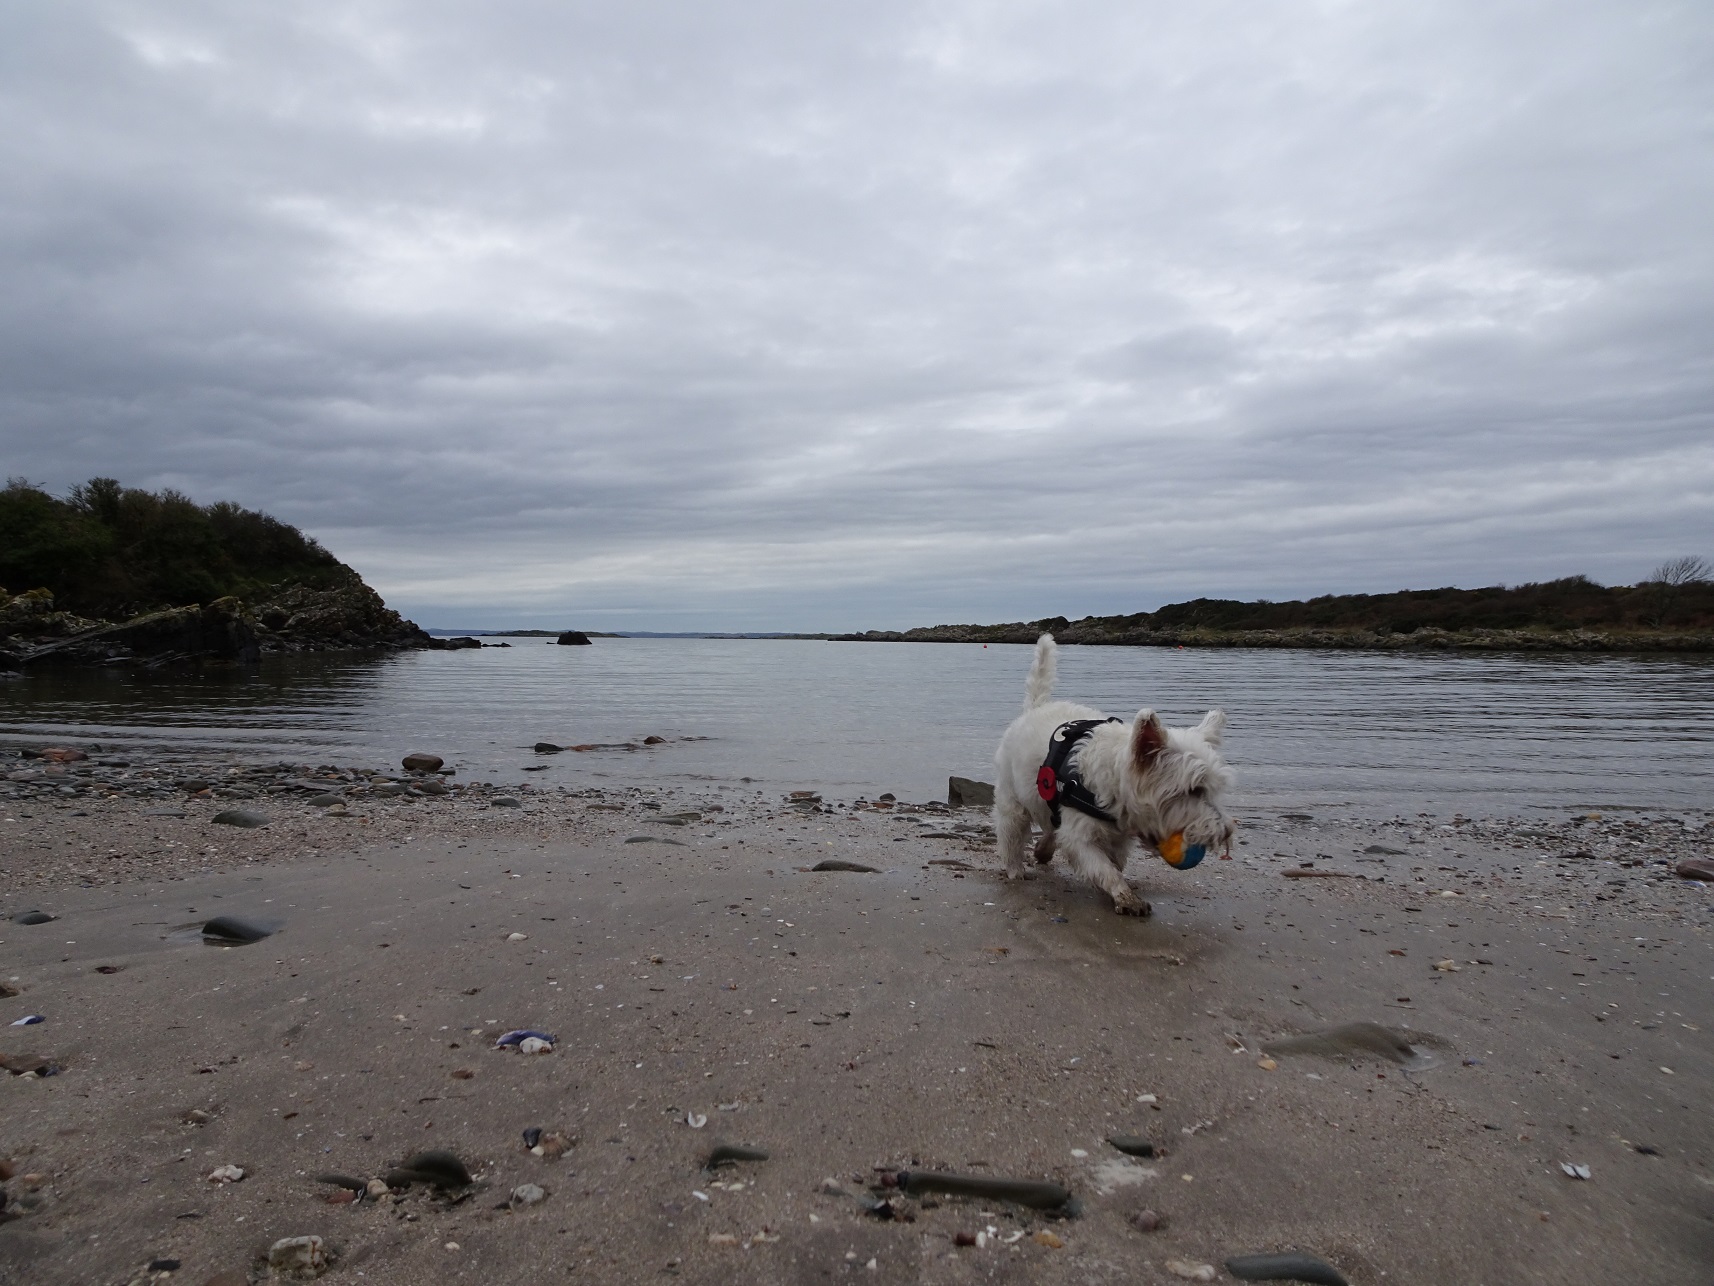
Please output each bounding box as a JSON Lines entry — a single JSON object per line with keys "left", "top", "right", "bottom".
{"left": 2, "top": 639, "right": 1711, "bottom": 815}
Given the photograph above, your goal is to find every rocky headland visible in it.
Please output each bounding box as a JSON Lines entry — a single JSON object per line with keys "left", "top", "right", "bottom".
{"left": 0, "top": 478, "right": 460, "bottom": 670}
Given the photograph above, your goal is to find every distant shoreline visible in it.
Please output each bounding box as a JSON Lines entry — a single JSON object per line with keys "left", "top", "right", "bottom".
{"left": 827, "top": 624, "right": 1714, "bottom": 652}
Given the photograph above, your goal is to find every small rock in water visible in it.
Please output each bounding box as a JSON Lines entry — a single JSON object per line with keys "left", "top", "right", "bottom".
{"left": 643, "top": 735, "right": 666, "bottom": 744}
{"left": 401, "top": 753, "right": 444, "bottom": 773}
{"left": 509, "top": 1182, "right": 547, "bottom": 1209}
{"left": 13, "top": 911, "right": 55, "bottom": 925}
{"left": 555, "top": 631, "right": 591, "bottom": 645}
{"left": 212, "top": 809, "right": 269, "bottom": 829}
{"left": 534, "top": 742, "right": 562, "bottom": 753}
{"left": 267, "top": 1235, "right": 328, "bottom": 1280}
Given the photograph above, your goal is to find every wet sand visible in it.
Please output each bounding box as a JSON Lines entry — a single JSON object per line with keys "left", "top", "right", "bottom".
{"left": 2, "top": 783, "right": 1712, "bottom": 1285}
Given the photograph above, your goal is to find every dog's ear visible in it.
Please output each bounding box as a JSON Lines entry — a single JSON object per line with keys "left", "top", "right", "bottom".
{"left": 1196, "top": 708, "right": 1226, "bottom": 747}
{"left": 1131, "top": 709, "right": 1166, "bottom": 772}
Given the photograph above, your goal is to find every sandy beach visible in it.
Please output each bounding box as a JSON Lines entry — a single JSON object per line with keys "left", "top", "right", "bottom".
{"left": 2, "top": 762, "right": 1711, "bottom": 1285}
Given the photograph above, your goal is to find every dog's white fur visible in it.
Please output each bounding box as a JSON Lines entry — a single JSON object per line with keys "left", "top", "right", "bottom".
{"left": 992, "top": 634, "right": 1235, "bottom": 915}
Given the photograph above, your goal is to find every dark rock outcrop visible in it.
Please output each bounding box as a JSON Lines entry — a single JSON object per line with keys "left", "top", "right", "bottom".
{"left": 250, "top": 573, "right": 430, "bottom": 652}
{"left": 557, "top": 631, "right": 592, "bottom": 645}
{"left": 2, "top": 569, "right": 439, "bottom": 669}
{"left": 25, "top": 598, "right": 261, "bottom": 667}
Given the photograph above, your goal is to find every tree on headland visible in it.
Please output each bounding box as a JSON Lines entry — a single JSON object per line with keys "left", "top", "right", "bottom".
{"left": 0, "top": 477, "right": 343, "bottom": 618}
{"left": 1647, "top": 555, "right": 1711, "bottom": 587}
{"left": 1642, "top": 555, "right": 1711, "bottom": 627}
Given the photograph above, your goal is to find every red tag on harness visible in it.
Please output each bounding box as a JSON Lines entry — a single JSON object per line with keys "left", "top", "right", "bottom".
{"left": 1036, "top": 766, "right": 1058, "bottom": 802}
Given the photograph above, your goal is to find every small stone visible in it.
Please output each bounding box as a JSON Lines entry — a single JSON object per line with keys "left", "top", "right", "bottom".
{"left": 492, "top": 797, "right": 522, "bottom": 808}
{"left": 267, "top": 1236, "right": 327, "bottom": 1280}
{"left": 1166, "top": 1261, "right": 1217, "bottom": 1282}
{"left": 366, "top": 1178, "right": 390, "bottom": 1198}
{"left": 205, "top": 1164, "right": 244, "bottom": 1183}
{"left": 443, "top": 1242, "right": 460, "bottom": 1252}
{"left": 1433, "top": 959, "right": 1460, "bottom": 972}
{"left": 538, "top": 1131, "right": 575, "bottom": 1158}
{"left": 506, "top": 931, "right": 529, "bottom": 942}
{"left": 1033, "top": 1231, "right": 1064, "bottom": 1248}
{"left": 402, "top": 753, "right": 444, "bottom": 772}
{"left": 643, "top": 735, "right": 666, "bottom": 744}
{"left": 1257, "top": 1057, "right": 1278, "bottom": 1071}
{"left": 1130, "top": 1209, "right": 1165, "bottom": 1232}
{"left": 13, "top": 911, "right": 55, "bottom": 925}
{"left": 1675, "top": 858, "right": 1714, "bottom": 881}
{"left": 518, "top": 1037, "right": 552, "bottom": 1055}
{"left": 211, "top": 809, "right": 269, "bottom": 829}
{"left": 953, "top": 1231, "right": 976, "bottom": 1247}
{"left": 183, "top": 1108, "right": 212, "bottom": 1125}
{"left": 708, "top": 1233, "right": 738, "bottom": 1246}
{"left": 510, "top": 1183, "right": 547, "bottom": 1209}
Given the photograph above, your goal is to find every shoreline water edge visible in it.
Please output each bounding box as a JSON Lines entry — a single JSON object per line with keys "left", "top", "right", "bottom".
{"left": 2, "top": 740, "right": 1712, "bottom": 1283}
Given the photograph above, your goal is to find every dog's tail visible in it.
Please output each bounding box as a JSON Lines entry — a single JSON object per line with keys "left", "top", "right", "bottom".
{"left": 1024, "top": 633, "right": 1057, "bottom": 709}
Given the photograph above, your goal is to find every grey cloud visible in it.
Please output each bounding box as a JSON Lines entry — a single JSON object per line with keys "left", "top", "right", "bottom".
{"left": 1, "top": 1, "right": 1710, "bottom": 630}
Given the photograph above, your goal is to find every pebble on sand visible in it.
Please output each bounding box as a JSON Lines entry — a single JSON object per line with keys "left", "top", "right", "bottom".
{"left": 268, "top": 1236, "right": 328, "bottom": 1280}
{"left": 211, "top": 809, "right": 270, "bottom": 829}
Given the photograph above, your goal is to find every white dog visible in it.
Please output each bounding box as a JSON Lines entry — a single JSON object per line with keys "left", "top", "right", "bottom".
{"left": 992, "top": 634, "right": 1235, "bottom": 915}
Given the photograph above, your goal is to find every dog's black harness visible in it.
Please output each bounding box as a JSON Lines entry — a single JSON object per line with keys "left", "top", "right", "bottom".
{"left": 1036, "top": 718, "right": 1122, "bottom": 828}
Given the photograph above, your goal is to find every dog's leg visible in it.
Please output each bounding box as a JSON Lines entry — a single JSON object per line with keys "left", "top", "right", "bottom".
{"left": 1032, "top": 827, "right": 1057, "bottom": 865}
{"left": 994, "top": 791, "right": 1034, "bottom": 881}
{"left": 1067, "top": 842, "right": 1151, "bottom": 917}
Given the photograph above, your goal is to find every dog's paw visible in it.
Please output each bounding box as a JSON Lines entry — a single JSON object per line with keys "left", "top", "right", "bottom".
{"left": 1112, "top": 892, "right": 1153, "bottom": 917}
{"left": 1004, "top": 867, "right": 1035, "bottom": 882}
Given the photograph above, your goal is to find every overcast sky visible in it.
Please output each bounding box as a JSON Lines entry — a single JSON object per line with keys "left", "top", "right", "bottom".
{"left": 2, "top": 2, "right": 1709, "bottom": 630}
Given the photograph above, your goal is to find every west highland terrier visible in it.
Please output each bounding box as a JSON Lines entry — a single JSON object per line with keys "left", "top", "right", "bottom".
{"left": 992, "top": 634, "right": 1235, "bottom": 915}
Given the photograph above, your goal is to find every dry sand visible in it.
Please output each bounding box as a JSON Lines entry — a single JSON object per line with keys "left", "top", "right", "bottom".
{"left": 2, "top": 778, "right": 1712, "bottom": 1285}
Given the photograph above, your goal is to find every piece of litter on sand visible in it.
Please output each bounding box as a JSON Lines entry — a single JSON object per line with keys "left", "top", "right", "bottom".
{"left": 687, "top": 1113, "right": 708, "bottom": 1129}
{"left": 10, "top": 1015, "right": 46, "bottom": 1027}
{"left": 1560, "top": 1162, "right": 1591, "bottom": 1180}
{"left": 1225, "top": 1251, "right": 1350, "bottom": 1284}
{"left": 494, "top": 1029, "right": 556, "bottom": 1049}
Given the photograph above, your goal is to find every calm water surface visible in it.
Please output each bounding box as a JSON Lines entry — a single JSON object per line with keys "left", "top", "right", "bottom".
{"left": 2, "top": 640, "right": 1711, "bottom": 815}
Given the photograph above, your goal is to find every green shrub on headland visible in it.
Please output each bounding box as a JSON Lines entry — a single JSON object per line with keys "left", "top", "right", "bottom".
{"left": 0, "top": 477, "right": 344, "bottom": 618}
